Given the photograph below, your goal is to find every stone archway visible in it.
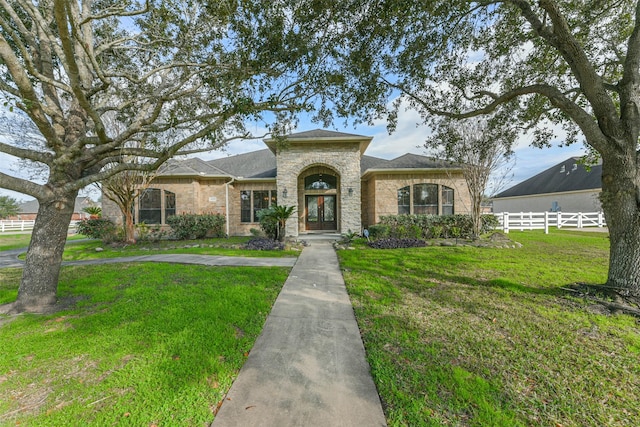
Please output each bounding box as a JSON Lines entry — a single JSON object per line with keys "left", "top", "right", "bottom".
{"left": 299, "top": 166, "right": 340, "bottom": 232}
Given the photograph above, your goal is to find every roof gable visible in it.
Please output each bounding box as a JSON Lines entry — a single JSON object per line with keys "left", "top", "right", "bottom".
{"left": 495, "top": 157, "right": 602, "bottom": 198}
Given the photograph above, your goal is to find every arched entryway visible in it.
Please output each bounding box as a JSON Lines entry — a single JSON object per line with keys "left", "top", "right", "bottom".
{"left": 299, "top": 166, "right": 340, "bottom": 232}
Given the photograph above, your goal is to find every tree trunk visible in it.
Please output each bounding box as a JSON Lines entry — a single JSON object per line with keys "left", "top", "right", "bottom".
{"left": 600, "top": 151, "right": 640, "bottom": 297}
{"left": 13, "top": 191, "right": 78, "bottom": 313}
{"left": 124, "top": 206, "right": 136, "bottom": 244}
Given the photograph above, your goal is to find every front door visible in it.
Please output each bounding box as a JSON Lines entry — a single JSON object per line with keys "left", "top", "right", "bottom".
{"left": 305, "top": 195, "right": 337, "bottom": 231}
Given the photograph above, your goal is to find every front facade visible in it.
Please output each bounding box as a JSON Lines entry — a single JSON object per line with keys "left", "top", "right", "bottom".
{"left": 493, "top": 157, "right": 603, "bottom": 213}
{"left": 103, "top": 129, "right": 472, "bottom": 237}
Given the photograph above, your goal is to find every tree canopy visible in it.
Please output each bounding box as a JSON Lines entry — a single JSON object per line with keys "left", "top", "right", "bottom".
{"left": 309, "top": 0, "right": 640, "bottom": 296}
{"left": 0, "top": 0, "right": 333, "bottom": 312}
{"left": 0, "top": 195, "right": 19, "bottom": 218}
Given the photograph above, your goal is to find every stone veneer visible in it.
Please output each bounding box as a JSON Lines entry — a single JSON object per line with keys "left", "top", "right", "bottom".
{"left": 275, "top": 142, "right": 362, "bottom": 236}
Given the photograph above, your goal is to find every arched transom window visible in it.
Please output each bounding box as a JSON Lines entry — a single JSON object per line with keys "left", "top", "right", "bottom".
{"left": 304, "top": 173, "right": 337, "bottom": 190}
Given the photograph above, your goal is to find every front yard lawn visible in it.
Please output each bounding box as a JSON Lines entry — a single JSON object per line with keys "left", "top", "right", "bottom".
{"left": 338, "top": 229, "right": 639, "bottom": 426}
{"left": 0, "top": 263, "right": 289, "bottom": 426}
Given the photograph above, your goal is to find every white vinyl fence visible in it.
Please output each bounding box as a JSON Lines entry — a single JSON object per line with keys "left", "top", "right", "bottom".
{"left": 495, "top": 212, "right": 607, "bottom": 234}
{"left": 0, "top": 220, "right": 80, "bottom": 233}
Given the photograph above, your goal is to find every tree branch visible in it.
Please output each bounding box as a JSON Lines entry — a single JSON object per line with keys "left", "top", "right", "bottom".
{"left": 0, "top": 171, "right": 48, "bottom": 199}
{"left": 0, "top": 141, "right": 53, "bottom": 164}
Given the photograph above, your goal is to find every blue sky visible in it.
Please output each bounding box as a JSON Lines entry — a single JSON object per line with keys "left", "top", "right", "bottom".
{"left": 0, "top": 104, "right": 586, "bottom": 203}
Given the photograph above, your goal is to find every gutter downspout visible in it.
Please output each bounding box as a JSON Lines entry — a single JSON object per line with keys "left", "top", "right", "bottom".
{"left": 225, "top": 177, "right": 235, "bottom": 238}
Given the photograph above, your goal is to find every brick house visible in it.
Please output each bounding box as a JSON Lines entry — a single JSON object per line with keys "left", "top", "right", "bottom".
{"left": 102, "top": 129, "right": 471, "bottom": 237}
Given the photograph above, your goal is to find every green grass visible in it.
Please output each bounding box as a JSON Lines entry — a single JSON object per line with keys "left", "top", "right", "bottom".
{"left": 339, "top": 229, "right": 640, "bottom": 426}
{"left": 60, "top": 237, "right": 299, "bottom": 260}
{"left": 0, "top": 233, "right": 85, "bottom": 252}
{"left": 0, "top": 263, "right": 289, "bottom": 426}
{"left": 3, "top": 236, "right": 300, "bottom": 260}
{"left": 2, "top": 228, "right": 637, "bottom": 426}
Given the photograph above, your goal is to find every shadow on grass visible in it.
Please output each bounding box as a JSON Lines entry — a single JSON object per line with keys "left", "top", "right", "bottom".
{"left": 402, "top": 269, "right": 565, "bottom": 297}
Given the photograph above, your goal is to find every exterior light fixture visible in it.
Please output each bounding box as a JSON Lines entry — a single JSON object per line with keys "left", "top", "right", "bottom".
{"left": 283, "top": 187, "right": 288, "bottom": 198}
{"left": 348, "top": 187, "right": 353, "bottom": 196}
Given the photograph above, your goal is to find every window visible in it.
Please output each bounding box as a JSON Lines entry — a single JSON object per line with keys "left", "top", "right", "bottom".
{"left": 413, "top": 183, "right": 438, "bottom": 214}
{"left": 165, "top": 191, "right": 176, "bottom": 220}
{"left": 397, "top": 184, "right": 452, "bottom": 215}
{"left": 241, "top": 191, "right": 251, "bottom": 223}
{"left": 253, "top": 191, "right": 270, "bottom": 222}
{"left": 305, "top": 174, "right": 337, "bottom": 190}
{"left": 139, "top": 188, "right": 162, "bottom": 224}
{"left": 139, "top": 188, "right": 177, "bottom": 224}
{"left": 442, "top": 186, "right": 454, "bottom": 215}
{"left": 397, "top": 186, "right": 410, "bottom": 215}
{"left": 240, "top": 190, "right": 277, "bottom": 223}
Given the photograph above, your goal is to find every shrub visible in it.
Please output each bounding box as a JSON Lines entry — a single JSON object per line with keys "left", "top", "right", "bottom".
{"left": 82, "top": 206, "right": 102, "bottom": 218}
{"left": 256, "top": 205, "right": 296, "bottom": 242}
{"left": 429, "top": 225, "right": 444, "bottom": 239}
{"left": 245, "top": 237, "right": 284, "bottom": 250}
{"left": 256, "top": 208, "right": 278, "bottom": 240}
{"left": 481, "top": 214, "right": 500, "bottom": 233}
{"left": 340, "top": 229, "right": 359, "bottom": 248}
{"left": 368, "top": 238, "right": 427, "bottom": 249}
{"left": 76, "top": 218, "right": 116, "bottom": 240}
{"left": 378, "top": 214, "right": 480, "bottom": 239}
{"left": 136, "top": 223, "right": 167, "bottom": 242}
{"left": 166, "top": 214, "right": 226, "bottom": 240}
{"left": 367, "top": 224, "right": 391, "bottom": 240}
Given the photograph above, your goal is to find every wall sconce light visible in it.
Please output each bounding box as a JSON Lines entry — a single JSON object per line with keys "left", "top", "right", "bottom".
{"left": 282, "top": 187, "right": 288, "bottom": 199}
{"left": 348, "top": 187, "right": 353, "bottom": 196}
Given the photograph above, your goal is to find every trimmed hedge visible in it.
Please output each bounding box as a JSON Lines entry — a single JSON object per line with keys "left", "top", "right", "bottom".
{"left": 166, "top": 213, "right": 226, "bottom": 240}
{"left": 368, "top": 214, "right": 499, "bottom": 240}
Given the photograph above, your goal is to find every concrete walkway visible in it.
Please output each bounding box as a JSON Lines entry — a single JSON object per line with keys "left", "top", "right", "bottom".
{"left": 212, "top": 240, "right": 387, "bottom": 427}
{"left": 0, "top": 250, "right": 296, "bottom": 269}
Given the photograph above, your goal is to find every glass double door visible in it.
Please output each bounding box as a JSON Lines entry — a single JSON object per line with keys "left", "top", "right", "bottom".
{"left": 305, "top": 195, "right": 336, "bottom": 231}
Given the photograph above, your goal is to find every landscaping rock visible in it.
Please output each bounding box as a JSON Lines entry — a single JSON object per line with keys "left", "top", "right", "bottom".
{"left": 95, "top": 247, "right": 104, "bottom": 252}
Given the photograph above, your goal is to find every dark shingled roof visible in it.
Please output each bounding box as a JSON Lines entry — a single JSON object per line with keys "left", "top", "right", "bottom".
{"left": 158, "top": 157, "right": 228, "bottom": 176}
{"left": 495, "top": 157, "right": 602, "bottom": 198}
{"left": 158, "top": 150, "right": 458, "bottom": 179}
{"left": 360, "top": 155, "right": 389, "bottom": 173}
{"left": 382, "top": 153, "right": 456, "bottom": 169}
{"left": 207, "top": 149, "right": 277, "bottom": 178}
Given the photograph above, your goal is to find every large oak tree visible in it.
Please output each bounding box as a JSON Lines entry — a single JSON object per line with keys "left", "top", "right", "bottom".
{"left": 317, "top": 0, "right": 640, "bottom": 297}
{"left": 0, "top": 0, "right": 327, "bottom": 313}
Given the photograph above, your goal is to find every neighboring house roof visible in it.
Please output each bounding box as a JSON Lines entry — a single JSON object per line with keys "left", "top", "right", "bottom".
{"left": 18, "top": 196, "right": 98, "bottom": 214}
{"left": 495, "top": 157, "right": 602, "bottom": 198}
